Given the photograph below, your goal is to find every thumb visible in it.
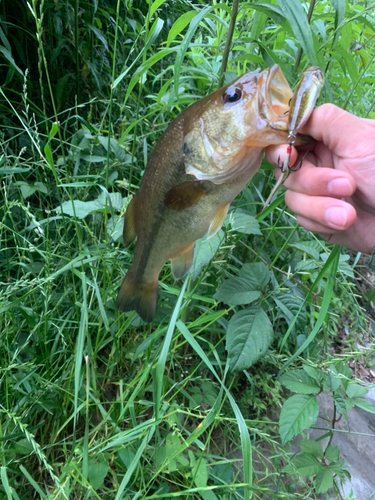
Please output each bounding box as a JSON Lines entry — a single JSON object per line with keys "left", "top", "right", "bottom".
{"left": 300, "top": 103, "right": 375, "bottom": 156}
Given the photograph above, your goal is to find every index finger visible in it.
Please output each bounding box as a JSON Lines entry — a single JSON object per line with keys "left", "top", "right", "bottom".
{"left": 300, "top": 103, "right": 375, "bottom": 156}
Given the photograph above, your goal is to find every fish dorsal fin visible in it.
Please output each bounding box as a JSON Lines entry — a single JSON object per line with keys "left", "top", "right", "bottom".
{"left": 170, "top": 243, "right": 195, "bottom": 280}
{"left": 164, "top": 181, "right": 209, "bottom": 210}
{"left": 123, "top": 195, "right": 137, "bottom": 247}
{"left": 207, "top": 202, "right": 230, "bottom": 239}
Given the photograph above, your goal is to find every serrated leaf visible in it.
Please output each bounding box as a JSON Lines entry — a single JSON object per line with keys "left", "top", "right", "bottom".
{"left": 88, "top": 460, "right": 109, "bottom": 490}
{"left": 280, "top": 370, "right": 320, "bottom": 395}
{"left": 300, "top": 440, "right": 324, "bottom": 458}
{"left": 226, "top": 306, "right": 273, "bottom": 373}
{"left": 315, "top": 467, "right": 333, "bottom": 494}
{"left": 352, "top": 397, "right": 375, "bottom": 414}
{"left": 274, "top": 293, "right": 307, "bottom": 331}
{"left": 279, "top": 394, "right": 319, "bottom": 444}
{"left": 191, "top": 231, "right": 223, "bottom": 280}
{"left": 289, "top": 240, "right": 321, "bottom": 260}
{"left": 325, "top": 444, "right": 340, "bottom": 462}
{"left": 302, "top": 365, "right": 326, "bottom": 383}
{"left": 241, "top": 262, "right": 270, "bottom": 288}
{"left": 226, "top": 211, "right": 261, "bottom": 235}
{"left": 214, "top": 285, "right": 260, "bottom": 306}
{"left": 292, "top": 453, "right": 323, "bottom": 476}
{"left": 276, "top": 0, "right": 317, "bottom": 66}
{"left": 333, "top": 393, "right": 347, "bottom": 415}
{"left": 346, "top": 383, "right": 368, "bottom": 398}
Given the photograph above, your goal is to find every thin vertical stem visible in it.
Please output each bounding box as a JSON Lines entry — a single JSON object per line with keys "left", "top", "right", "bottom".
{"left": 75, "top": 0, "right": 79, "bottom": 102}
{"left": 218, "top": 0, "right": 239, "bottom": 88}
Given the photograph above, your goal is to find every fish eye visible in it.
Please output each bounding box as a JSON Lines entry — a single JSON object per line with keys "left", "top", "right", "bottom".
{"left": 222, "top": 87, "right": 242, "bottom": 105}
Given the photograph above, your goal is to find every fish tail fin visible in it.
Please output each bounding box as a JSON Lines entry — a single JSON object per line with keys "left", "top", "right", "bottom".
{"left": 116, "top": 271, "right": 158, "bottom": 324}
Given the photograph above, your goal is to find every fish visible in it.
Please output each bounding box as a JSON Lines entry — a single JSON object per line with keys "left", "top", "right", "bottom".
{"left": 116, "top": 64, "right": 311, "bottom": 323}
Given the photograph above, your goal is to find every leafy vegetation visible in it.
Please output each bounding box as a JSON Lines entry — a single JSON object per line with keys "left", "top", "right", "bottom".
{"left": 0, "top": 0, "right": 375, "bottom": 499}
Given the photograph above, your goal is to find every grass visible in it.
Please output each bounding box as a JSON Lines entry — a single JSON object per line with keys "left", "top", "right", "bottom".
{"left": 0, "top": 0, "right": 375, "bottom": 498}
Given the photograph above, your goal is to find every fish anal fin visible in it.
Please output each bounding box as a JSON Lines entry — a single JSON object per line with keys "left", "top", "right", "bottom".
{"left": 164, "top": 181, "right": 209, "bottom": 210}
{"left": 123, "top": 195, "right": 137, "bottom": 247}
{"left": 207, "top": 202, "right": 230, "bottom": 239}
{"left": 171, "top": 243, "right": 195, "bottom": 280}
{"left": 116, "top": 271, "right": 158, "bottom": 324}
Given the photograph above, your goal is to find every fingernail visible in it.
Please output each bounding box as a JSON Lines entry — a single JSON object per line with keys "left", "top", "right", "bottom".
{"left": 328, "top": 178, "right": 352, "bottom": 195}
{"left": 326, "top": 207, "right": 348, "bottom": 228}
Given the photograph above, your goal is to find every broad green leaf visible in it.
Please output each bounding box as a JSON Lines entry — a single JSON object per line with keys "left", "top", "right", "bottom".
{"left": 107, "top": 215, "right": 124, "bottom": 242}
{"left": 300, "top": 440, "right": 324, "bottom": 459}
{"left": 214, "top": 263, "right": 266, "bottom": 305}
{"left": 192, "top": 458, "right": 208, "bottom": 488}
{"left": 118, "top": 448, "right": 135, "bottom": 469}
{"left": 241, "top": 262, "right": 270, "bottom": 288}
{"left": 279, "top": 394, "right": 319, "bottom": 444}
{"left": 276, "top": 0, "right": 317, "bottom": 66}
{"left": 88, "top": 460, "right": 108, "bottom": 490}
{"left": 280, "top": 370, "right": 320, "bottom": 395}
{"left": 315, "top": 467, "right": 333, "bottom": 494}
{"left": 249, "top": 3, "right": 285, "bottom": 25}
{"left": 214, "top": 286, "right": 260, "bottom": 307}
{"left": 55, "top": 199, "right": 104, "bottom": 219}
{"left": 274, "top": 293, "right": 307, "bottom": 331}
{"left": 292, "top": 453, "right": 323, "bottom": 476}
{"left": 226, "top": 306, "right": 273, "bottom": 372}
{"left": 191, "top": 230, "right": 224, "bottom": 280}
{"left": 167, "top": 11, "right": 198, "bottom": 47}
{"left": 346, "top": 383, "right": 368, "bottom": 398}
{"left": 226, "top": 211, "right": 262, "bottom": 235}
{"left": 325, "top": 444, "right": 340, "bottom": 462}
{"left": 352, "top": 397, "right": 375, "bottom": 414}
{"left": 333, "top": 393, "right": 347, "bottom": 415}
{"left": 302, "top": 365, "right": 326, "bottom": 383}
{"left": 288, "top": 240, "right": 321, "bottom": 261}
{"left": 14, "top": 439, "right": 33, "bottom": 455}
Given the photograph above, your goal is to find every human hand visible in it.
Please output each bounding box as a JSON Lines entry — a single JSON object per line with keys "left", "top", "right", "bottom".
{"left": 265, "top": 103, "right": 375, "bottom": 255}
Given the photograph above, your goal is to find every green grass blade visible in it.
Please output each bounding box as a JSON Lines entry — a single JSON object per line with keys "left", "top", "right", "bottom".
{"left": 279, "top": 245, "right": 341, "bottom": 374}
{"left": 153, "top": 276, "right": 189, "bottom": 421}
{"left": 276, "top": 0, "right": 318, "bottom": 66}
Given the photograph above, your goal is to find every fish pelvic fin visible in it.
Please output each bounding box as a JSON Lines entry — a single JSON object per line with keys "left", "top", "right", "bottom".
{"left": 123, "top": 195, "right": 137, "bottom": 247}
{"left": 116, "top": 271, "right": 158, "bottom": 324}
{"left": 171, "top": 243, "right": 195, "bottom": 280}
{"left": 207, "top": 202, "right": 231, "bottom": 239}
{"left": 164, "top": 181, "right": 209, "bottom": 210}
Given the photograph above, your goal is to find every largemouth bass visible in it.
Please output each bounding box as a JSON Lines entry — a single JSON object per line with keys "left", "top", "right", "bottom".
{"left": 117, "top": 64, "right": 312, "bottom": 323}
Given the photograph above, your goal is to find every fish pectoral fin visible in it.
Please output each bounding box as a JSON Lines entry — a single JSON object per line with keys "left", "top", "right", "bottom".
{"left": 123, "top": 195, "right": 137, "bottom": 247}
{"left": 207, "top": 202, "right": 230, "bottom": 239}
{"left": 170, "top": 243, "right": 195, "bottom": 280}
{"left": 164, "top": 181, "right": 209, "bottom": 210}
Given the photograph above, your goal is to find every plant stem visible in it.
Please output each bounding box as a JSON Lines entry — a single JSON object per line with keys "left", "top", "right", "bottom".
{"left": 218, "top": 0, "right": 239, "bottom": 88}
{"left": 293, "top": 0, "right": 316, "bottom": 73}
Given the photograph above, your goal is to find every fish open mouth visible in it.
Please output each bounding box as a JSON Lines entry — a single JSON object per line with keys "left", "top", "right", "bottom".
{"left": 260, "top": 64, "right": 293, "bottom": 131}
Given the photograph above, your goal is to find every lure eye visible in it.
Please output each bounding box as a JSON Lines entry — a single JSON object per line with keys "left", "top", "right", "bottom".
{"left": 222, "top": 87, "right": 242, "bottom": 105}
